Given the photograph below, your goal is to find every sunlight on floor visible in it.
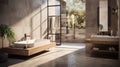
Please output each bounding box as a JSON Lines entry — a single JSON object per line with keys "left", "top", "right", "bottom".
{"left": 9, "top": 42, "right": 85, "bottom": 67}
{"left": 60, "top": 42, "right": 85, "bottom": 49}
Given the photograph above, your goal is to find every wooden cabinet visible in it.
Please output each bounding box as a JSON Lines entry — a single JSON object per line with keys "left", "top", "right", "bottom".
{"left": 86, "top": 38, "right": 119, "bottom": 59}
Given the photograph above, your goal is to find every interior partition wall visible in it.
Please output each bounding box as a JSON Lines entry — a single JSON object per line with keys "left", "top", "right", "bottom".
{"left": 118, "top": 0, "right": 120, "bottom": 60}
{"left": 47, "top": 0, "right": 61, "bottom": 45}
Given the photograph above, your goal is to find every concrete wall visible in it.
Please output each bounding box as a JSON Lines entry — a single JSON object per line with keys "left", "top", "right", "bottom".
{"left": 86, "top": 0, "right": 118, "bottom": 37}
{"left": 86, "top": 0, "right": 99, "bottom": 54}
{"left": 86, "top": 0, "right": 99, "bottom": 38}
{"left": 118, "top": 0, "right": 120, "bottom": 60}
{"left": 109, "top": 0, "right": 118, "bottom": 36}
{"left": 61, "top": 0, "right": 66, "bottom": 14}
{"left": 86, "top": 0, "right": 119, "bottom": 57}
{"left": 0, "top": 0, "right": 48, "bottom": 48}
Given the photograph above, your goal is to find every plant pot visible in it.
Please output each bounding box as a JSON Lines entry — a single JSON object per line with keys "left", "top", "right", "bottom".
{"left": 0, "top": 50, "right": 8, "bottom": 62}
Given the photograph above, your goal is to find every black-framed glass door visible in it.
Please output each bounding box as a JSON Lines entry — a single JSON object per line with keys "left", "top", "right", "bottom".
{"left": 47, "top": 0, "right": 61, "bottom": 45}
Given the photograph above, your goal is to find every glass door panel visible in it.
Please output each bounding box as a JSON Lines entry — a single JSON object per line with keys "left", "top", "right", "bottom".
{"left": 48, "top": 0, "right": 60, "bottom": 5}
{"left": 47, "top": 0, "right": 61, "bottom": 45}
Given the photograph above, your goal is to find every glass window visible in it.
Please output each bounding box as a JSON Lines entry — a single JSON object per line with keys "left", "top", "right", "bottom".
{"left": 49, "top": 6, "right": 60, "bottom": 16}
{"left": 48, "top": 0, "right": 60, "bottom": 5}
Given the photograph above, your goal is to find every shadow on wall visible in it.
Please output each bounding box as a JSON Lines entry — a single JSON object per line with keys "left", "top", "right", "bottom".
{"left": 0, "top": 0, "right": 46, "bottom": 24}
{"left": 0, "top": 0, "right": 48, "bottom": 41}
{"left": 31, "top": 6, "right": 48, "bottom": 39}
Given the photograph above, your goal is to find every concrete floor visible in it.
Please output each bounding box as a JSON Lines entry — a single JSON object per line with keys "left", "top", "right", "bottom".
{"left": 0, "top": 42, "right": 120, "bottom": 67}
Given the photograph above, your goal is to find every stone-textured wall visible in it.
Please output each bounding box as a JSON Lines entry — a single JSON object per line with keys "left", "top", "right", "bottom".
{"left": 86, "top": 0, "right": 118, "bottom": 37}
{"left": 119, "top": 0, "right": 120, "bottom": 60}
{"left": 109, "top": 0, "right": 118, "bottom": 36}
{"left": 86, "top": 0, "right": 119, "bottom": 57}
{"left": 86, "top": 0, "right": 99, "bottom": 38}
{"left": 0, "top": 0, "right": 48, "bottom": 48}
{"left": 86, "top": 0, "right": 99, "bottom": 54}
{"left": 61, "top": 0, "right": 66, "bottom": 14}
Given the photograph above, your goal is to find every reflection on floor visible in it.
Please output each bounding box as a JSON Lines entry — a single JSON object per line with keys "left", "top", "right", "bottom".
{"left": 0, "top": 42, "right": 120, "bottom": 67}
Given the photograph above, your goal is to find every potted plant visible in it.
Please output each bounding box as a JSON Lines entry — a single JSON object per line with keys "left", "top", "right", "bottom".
{"left": 0, "top": 24, "right": 15, "bottom": 62}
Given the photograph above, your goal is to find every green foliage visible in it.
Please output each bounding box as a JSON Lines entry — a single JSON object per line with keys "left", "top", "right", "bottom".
{"left": 74, "top": 0, "right": 86, "bottom": 3}
{"left": 99, "top": 24, "right": 103, "bottom": 30}
{"left": 66, "top": 0, "right": 86, "bottom": 29}
{"left": 67, "top": 9, "right": 86, "bottom": 29}
{"left": 0, "top": 24, "right": 15, "bottom": 43}
{"left": 81, "top": 0, "right": 86, "bottom": 3}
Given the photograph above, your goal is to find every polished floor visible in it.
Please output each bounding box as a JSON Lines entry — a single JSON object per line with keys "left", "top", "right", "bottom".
{"left": 0, "top": 42, "right": 120, "bottom": 67}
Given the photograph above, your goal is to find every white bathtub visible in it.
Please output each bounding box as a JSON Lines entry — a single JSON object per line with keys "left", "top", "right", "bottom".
{"left": 14, "top": 39, "right": 50, "bottom": 48}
